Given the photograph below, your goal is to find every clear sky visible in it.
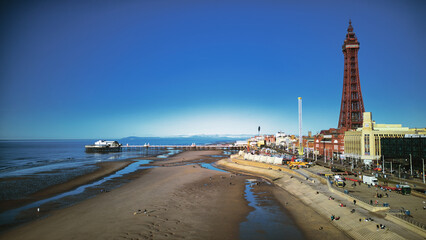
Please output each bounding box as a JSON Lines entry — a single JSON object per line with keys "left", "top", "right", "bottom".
{"left": 1, "top": 0, "right": 425, "bottom": 139}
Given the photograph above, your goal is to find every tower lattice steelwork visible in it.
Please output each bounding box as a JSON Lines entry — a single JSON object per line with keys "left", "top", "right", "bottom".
{"left": 338, "top": 20, "right": 365, "bottom": 129}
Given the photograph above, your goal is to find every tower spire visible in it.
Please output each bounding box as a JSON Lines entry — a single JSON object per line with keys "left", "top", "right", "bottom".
{"left": 338, "top": 20, "right": 365, "bottom": 130}
{"left": 347, "top": 19, "right": 353, "bottom": 32}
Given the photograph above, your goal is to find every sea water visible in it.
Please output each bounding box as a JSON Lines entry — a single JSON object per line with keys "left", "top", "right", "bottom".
{"left": 0, "top": 138, "right": 237, "bottom": 230}
{"left": 0, "top": 140, "right": 164, "bottom": 201}
{"left": 0, "top": 138, "right": 233, "bottom": 201}
{"left": 240, "top": 179, "right": 305, "bottom": 240}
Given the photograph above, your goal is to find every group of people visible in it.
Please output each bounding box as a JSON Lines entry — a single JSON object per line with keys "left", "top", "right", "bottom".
{"left": 360, "top": 217, "right": 374, "bottom": 222}
{"left": 376, "top": 224, "right": 386, "bottom": 230}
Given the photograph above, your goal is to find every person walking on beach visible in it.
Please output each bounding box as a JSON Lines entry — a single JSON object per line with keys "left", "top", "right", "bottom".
{"left": 353, "top": 200, "right": 356, "bottom": 205}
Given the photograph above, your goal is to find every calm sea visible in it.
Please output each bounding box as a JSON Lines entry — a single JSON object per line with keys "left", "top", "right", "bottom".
{"left": 0, "top": 138, "right": 240, "bottom": 229}
{"left": 0, "top": 139, "right": 155, "bottom": 201}
{"left": 0, "top": 138, "right": 237, "bottom": 201}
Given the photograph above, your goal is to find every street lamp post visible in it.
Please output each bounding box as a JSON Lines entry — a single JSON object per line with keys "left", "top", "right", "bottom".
{"left": 382, "top": 155, "right": 385, "bottom": 175}
{"left": 423, "top": 158, "right": 425, "bottom": 184}
{"left": 398, "top": 164, "right": 401, "bottom": 184}
{"left": 324, "top": 148, "right": 326, "bottom": 163}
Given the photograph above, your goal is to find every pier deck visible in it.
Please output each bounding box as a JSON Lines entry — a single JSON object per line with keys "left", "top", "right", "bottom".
{"left": 121, "top": 145, "right": 244, "bottom": 151}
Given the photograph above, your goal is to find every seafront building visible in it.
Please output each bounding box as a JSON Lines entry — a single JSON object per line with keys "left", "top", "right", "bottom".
{"left": 314, "top": 128, "right": 346, "bottom": 160}
{"left": 264, "top": 135, "right": 276, "bottom": 145}
{"left": 295, "top": 132, "right": 314, "bottom": 155}
{"left": 381, "top": 135, "right": 426, "bottom": 171}
{"left": 275, "top": 132, "right": 288, "bottom": 146}
{"left": 344, "top": 112, "right": 426, "bottom": 165}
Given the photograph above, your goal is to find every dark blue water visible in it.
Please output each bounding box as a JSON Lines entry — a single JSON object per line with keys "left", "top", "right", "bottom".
{"left": 200, "top": 163, "right": 228, "bottom": 173}
{"left": 0, "top": 138, "right": 233, "bottom": 201}
{"left": 120, "top": 136, "right": 244, "bottom": 146}
{"left": 240, "top": 179, "right": 305, "bottom": 240}
{"left": 0, "top": 140, "right": 165, "bottom": 201}
{"left": 0, "top": 138, "right": 237, "bottom": 230}
{"left": 0, "top": 160, "right": 155, "bottom": 227}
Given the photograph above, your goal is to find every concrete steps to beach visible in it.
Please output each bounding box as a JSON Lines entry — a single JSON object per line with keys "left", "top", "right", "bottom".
{"left": 218, "top": 157, "right": 425, "bottom": 240}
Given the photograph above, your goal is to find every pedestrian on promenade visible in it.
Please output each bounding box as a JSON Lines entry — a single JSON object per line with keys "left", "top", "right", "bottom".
{"left": 376, "top": 225, "right": 379, "bottom": 231}
{"left": 353, "top": 200, "right": 356, "bottom": 205}
{"left": 370, "top": 200, "right": 373, "bottom": 205}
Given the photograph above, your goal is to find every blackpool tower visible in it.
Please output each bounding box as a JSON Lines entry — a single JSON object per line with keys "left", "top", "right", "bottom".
{"left": 338, "top": 20, "right": 365, "bottom": 129}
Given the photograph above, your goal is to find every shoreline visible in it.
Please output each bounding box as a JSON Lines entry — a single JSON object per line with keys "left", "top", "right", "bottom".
{"left": 0, "top": 161, "right": 134, "bottom": 214}
{"left": 0, "top": 151, "right": 251, "bottom": 240}
{"left": 215, "top": 160, "right": 352, "bottom": 240}
{"left": 0, "top": 150, "right": 361, "bottom": 239}
{"left": 217, "top": 156, "right": 426, "bottom": 240}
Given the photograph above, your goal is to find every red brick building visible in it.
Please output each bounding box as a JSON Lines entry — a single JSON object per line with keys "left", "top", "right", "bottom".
{"left": 314, "top": 128, "right": 347, "bottom": 158}
{"left": 264, "top": 135, "right": 276, "bottom": 145}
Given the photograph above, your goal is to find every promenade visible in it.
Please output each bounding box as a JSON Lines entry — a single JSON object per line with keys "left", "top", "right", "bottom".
{"left": 217, "top": 156, "right": 426, "bottom": 240}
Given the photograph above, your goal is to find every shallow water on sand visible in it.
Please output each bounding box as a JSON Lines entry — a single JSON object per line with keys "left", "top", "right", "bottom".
{"left": 199, "top": 163, "right": 228, "bottom": 173}
{"left": 0, "top": 160, "right": 156, "bottom": 230}
{"left": 0, "top": 140, "right": 167, "bottom": 201}
{"left": 240, "top": 179, "right": 305, "bottom": 240}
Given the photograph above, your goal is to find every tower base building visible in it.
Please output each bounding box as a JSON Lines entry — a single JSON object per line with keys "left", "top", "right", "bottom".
{"left": 344, "top": 112, "right": 426, "bottom": 165}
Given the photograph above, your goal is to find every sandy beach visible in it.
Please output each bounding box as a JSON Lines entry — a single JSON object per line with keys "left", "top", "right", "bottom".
{"left": 0, "top": 161, "right": 134, "bottom": 213}
{"left": 151, "top": 150, "right": 223, "bottom": 166}
{"left": 0, "top": 151, "right": 250, "bottom": 240}
{"left": 0, "top": 150, "right": 374, "bottom": 239}
{"left": 217, "top": 159, "right": 352, "bottom": 240}
{"left": 218, "top": 156, "right": 426, "bottom": 240}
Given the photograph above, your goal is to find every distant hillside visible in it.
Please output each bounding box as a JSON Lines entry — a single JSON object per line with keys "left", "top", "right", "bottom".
{"left": 119, "top": 135, "right": 249, "bottom": 145}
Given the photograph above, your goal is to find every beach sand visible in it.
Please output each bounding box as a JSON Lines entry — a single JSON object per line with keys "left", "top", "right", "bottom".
{"left": 0, "top": 161, "right": 134, "bottom": 213}
{"left": 151, "top": 150, "right": 223, "bottom": 166}
{"left": 0, "top": 151, "right": 250, "bottom": 240}
{"left": 1, "top": 150, "right": 356, "bottom": 239}
{"left": 271, "top": 185, "right": 352, "bottom": 239}
{"left": 217, "top": 161, "right": 352, "bottom": 240}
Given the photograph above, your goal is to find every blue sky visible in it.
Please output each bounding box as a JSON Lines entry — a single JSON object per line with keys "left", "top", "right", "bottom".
{"left": 1, "top": 0, "right": 425, "bottom": 139}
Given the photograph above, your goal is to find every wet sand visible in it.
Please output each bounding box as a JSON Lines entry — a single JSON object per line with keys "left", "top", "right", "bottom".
{"left": 272, "top": 185, "right": 352, "bottom": 239}
{"left": 0, "top": 161, "right": 133, "bottom": 213}
{"left": 217, "top": 159, "right": 353, "bottom": 240}
{"left": 151, "top": 150, "right": 223, "bottom": 166}
{"left": 1, "top": 150, "right": 352, "bottom": 239}
{"left": 0, "top": 151, "right": 250, "bottom": 240}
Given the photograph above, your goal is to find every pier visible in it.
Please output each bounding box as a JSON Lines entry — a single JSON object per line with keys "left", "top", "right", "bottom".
{"left": 121, "top": 145, "right": 244, "bottom": 151}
